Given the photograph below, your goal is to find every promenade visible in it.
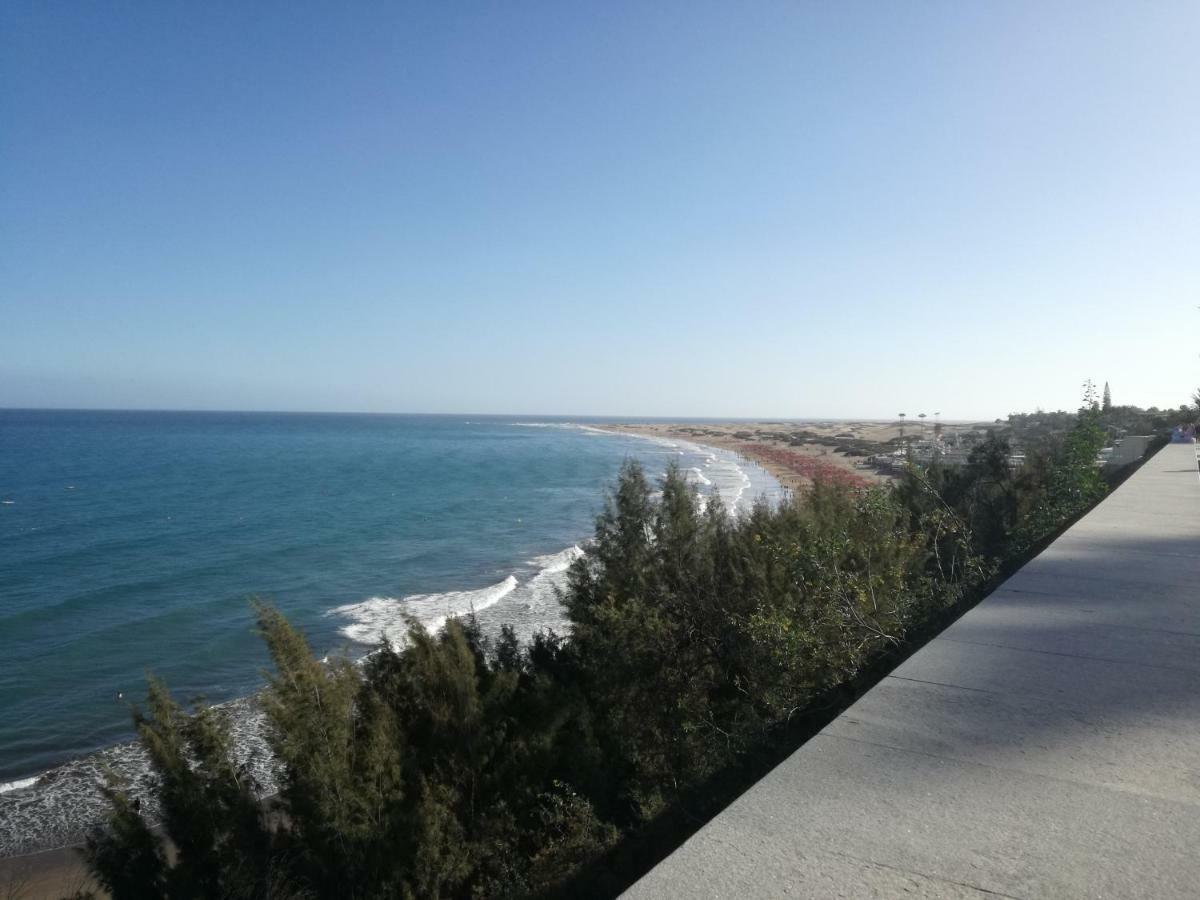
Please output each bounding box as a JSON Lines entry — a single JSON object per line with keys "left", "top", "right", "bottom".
{"left": 626, "top": 442, "right": 1200, "bottom": 899}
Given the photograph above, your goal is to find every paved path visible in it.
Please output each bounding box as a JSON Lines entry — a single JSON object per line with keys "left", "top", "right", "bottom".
{"left": 625, "top": 443, "right": 1200, "bottom": 899}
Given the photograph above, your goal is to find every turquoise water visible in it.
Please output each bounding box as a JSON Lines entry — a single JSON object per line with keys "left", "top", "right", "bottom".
{"left": 0, "top": 410, "right": 780, "bottom": 801}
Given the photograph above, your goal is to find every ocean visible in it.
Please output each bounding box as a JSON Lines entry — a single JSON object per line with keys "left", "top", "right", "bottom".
{"left": 0, "top": 409, "right": 781, "bottom": 854}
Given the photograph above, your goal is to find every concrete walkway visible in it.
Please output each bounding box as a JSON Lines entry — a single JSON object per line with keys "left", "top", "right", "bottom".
{"left": 625, "top": 443, "right": 1200, "bottom": 899}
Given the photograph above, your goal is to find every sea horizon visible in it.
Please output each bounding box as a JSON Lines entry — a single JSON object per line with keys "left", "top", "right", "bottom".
{"left": 0, "top": 406, "right": 994, "bottom": 425}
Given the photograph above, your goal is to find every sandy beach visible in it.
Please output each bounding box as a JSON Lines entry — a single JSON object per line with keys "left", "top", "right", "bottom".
{"left": 597, "top": 419, "right": 999, "bottom": 493}
{"left": 596, "top": 421, "right": 903, "bottom": 492}
{"left": 0, "top": 845, "right": 98, "bottom": 899}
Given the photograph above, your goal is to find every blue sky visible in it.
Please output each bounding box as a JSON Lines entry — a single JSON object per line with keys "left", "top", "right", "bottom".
{"left": 2, "top": 1, "right": 1197, "bottom": 418}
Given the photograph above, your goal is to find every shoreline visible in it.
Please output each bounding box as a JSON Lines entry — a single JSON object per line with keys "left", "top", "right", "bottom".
{"left": 0, "top": 537, "right": 595, "bottom": 863}
{"left": 589, "top": 424, "right": 789, "bottom": 507}
{"left": 594, "top": 422, "right": 892, "bottom": 492}
{"left": 0, "top": 426, "right": 783, "bottom": 877}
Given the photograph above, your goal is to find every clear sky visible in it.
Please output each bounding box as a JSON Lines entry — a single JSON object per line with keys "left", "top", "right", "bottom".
{"left": 2, "top": 2, "right": 1197, "bottom": 419}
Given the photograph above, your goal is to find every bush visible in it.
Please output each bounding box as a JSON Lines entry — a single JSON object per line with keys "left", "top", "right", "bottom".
{"left": 87, "top": 450, "right": 1095, "bottom": 899}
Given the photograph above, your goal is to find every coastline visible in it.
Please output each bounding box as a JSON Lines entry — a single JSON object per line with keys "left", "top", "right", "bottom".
{"left": 0, "top": 423, "right": 784, "bottom": 877}
{"left": 0, "top": 424, "right": 857, "bottom": 895}
{"left": 587, "top": 424, "right": 789, "bottom": 508}
{"left": 594, "top": 422, "right": 893, "bottom": 492}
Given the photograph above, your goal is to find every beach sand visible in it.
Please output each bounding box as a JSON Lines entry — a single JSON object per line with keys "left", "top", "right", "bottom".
{"left": 0, "top": 845, "right": 98, "bottom": 899}
{"left": 597, "top": 421, "right": 901, "bottom": 492}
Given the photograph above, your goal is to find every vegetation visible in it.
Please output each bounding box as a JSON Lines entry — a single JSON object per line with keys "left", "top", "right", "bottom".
{"left": 74, "top": 389, "right": 1166, "bottom": 899}
{"left": 1005, "top": 384, "right": 1196, "bottom": 448}
{"left": 904, "top": 384, "right": 1113, "bottom": 562}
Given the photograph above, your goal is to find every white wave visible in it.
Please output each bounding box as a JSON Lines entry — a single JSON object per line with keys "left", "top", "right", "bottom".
{"left": 5, "top": 549, "right": 597, "bottom": 854}
{"left": 527, "top": 544, "right": 584, "bottom": 574}
{"left": 331, "top": 575, "right": 518, "bottom": 646}
{"left": 0, "top": 776, "right": 37, "bottom": 794}
{"left": 582, "top": 426, "right": 765, "bottom": 514}
{"left": 468, "top": 545, "right": 584, "bottom": 644}
{"left": 514, "top": 422, "right": 614, "bottom": 437}
{"left": 711, "top": 457, "right": 753, "bottom": 514}
{"left": 522, "top": 549, "right": 581, "bottom": 612}
{"left": 0, "top": 694, "right": 275, "bottom": 858}
{"left": 639, "top": 429, "right": 784, "bottom": 514}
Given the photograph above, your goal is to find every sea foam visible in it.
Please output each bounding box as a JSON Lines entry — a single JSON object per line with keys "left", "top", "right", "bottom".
{"left": 0, "top": 549, "right": 589, "bottom": 858}
{"left": 0, "top": 776, "right": 37, "bottom": 795}
{"left": 331, "top": 575, "right": 519, "bottom": 647}
{"left": 527, "top": 544, "right": 584, "bottom": 574}
{"left": 597, "top": 430, "right": 758, "bottom": 515}
{"left": 0, "top": 695, "right": 274, "bottom": 858}
{"left": 331, "top": 543, "right": 587, "bottom": 648}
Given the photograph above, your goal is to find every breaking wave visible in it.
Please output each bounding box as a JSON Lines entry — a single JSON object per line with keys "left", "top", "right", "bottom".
{"left": 330, "top": 544, "right": 587, "bottom": 649}
{"left": 331, "top": 575, "right": 519, "bottom": 647}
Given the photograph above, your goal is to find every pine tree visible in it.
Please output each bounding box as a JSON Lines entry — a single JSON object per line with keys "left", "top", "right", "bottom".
{"left": 84, "top": 420, "right": 1117, "bottom": 900}
{"left": 1102, "top": 381, "right": 1112, "bottom": 411}
{"left": 83, "top": 678, "right": 280, "bottom": 899}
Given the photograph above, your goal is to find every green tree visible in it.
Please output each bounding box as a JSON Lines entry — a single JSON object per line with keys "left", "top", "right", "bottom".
{"left": 896, "top": 432, "right": 1019, "bottom": 562}
{"left": 83, "top": 413, "right": 1112, "bottom": 900}
{"left": 83, "top": 679, "right": 282, "bottom": 899}
{"left": 255, "top": 604, "right": 407, "bottom": 897}
{"left": 1015, "top": 387, "right": 1107, "bottom": 548}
